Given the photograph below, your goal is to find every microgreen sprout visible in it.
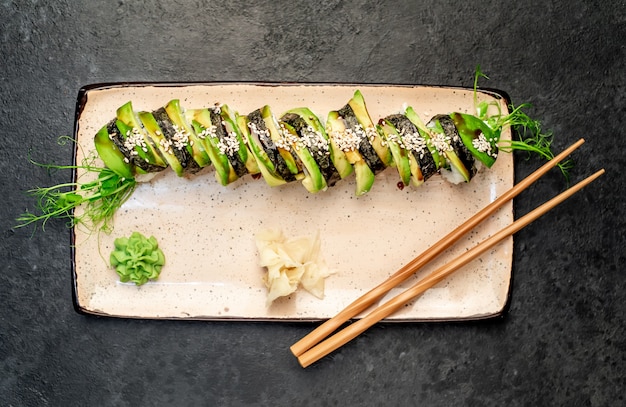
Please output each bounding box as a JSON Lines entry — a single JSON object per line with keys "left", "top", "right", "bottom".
{"left": 473, "top": 65, "right": 572, "bottom": 180}
{"left": 16, "top": 142, "right": 136, "bottom": 233}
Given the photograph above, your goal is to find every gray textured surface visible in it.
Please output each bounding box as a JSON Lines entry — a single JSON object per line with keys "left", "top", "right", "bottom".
{"left": 1, "top": 1, "right": 625, "bottom": 405}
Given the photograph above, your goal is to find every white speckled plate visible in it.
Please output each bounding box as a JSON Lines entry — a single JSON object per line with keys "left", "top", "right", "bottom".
{"left": 71, "top": 83, "right": 513, "bottom": 321}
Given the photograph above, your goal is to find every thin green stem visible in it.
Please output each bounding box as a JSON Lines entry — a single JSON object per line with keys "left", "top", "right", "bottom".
{"left": 472, "top": 68, "right": 572, "bottom": 180}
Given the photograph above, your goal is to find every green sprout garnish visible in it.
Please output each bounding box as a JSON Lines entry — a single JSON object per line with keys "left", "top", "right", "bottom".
{"left": 15, "top": 141, "right": 136, "bottom": 233}
{"left": 473, "top": 65, "right": 573, "bottom": 180}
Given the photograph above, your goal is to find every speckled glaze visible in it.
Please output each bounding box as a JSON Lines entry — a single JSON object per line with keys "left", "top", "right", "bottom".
{"left": 72, "top": 83, "right": 513, "bottom": 321}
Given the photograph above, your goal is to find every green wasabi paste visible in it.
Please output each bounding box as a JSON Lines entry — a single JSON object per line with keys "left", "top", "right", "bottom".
{"left": 110, "top": 232, "right": 165, "bottom": 285}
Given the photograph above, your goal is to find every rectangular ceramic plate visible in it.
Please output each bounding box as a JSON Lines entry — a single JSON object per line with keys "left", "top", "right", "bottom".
{"left": 71, "top": 83, "right": 513, "bottom": 321}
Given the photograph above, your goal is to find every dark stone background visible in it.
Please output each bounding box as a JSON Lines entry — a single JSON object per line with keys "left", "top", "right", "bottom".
{"left": 1, "top": 1, "right": 624, "bottom": 405}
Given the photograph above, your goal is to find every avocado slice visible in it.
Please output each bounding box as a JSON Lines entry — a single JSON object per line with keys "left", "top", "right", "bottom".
{"left": 326, "top": 110, "right": 374, "bottom": 196}
{"left": 115, "top": 102, "right": 167, "bottom": 172}
{"left": 449, "top": 112, "right": 499, "bottom": 168}
{"left": 94, "top": 121, "right": 135, "bottom": 179}
{"left": 137, "top": 111, "right": 185, "bottom": 177}
{"left": 163, "top": 99, "right": 211, "bottom": 169}
{"left": 280, "top": 108, "right": 341, "bottom": 187}
{"left": 236, "top": 113, "right": 287, "bottom": 187}
{"left": 347, "top": 90, "right": 393, "bottom": 167}
{"left": 427, "top": 114, "right": 476, "bottom": 183}
{"left": 279, "top": 121, "right": 327, "bottom": 193}
{"left": 377, "top": 119, "right": 411, "bottom": 186}
{"left": 189, "top": 108, "right": 234, "bottom": 185}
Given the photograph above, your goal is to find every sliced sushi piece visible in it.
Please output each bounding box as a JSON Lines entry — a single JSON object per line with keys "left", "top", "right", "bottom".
{"left": 190, "top": 107, "right": 236, "bottom": 185}
{"left": 138, "top": 110, "right": 185, "bottom": 176}
{"left": 207, "top": 105, "right": 248, "bottom": 178}
{"left": 345, "top": 90, "right": 393, "bottom": 169}
{"left": 278, "top": 121, "right": 327, "bottom": 193}
{"left": 326, "top": 110, "right": 374, "bottom": 196}
{"left": 247, "top": 108, "right": 297, "bottom": 183}
{"left": 259, "top": 105, "right": 304, "bottom": 181}
{"left": 163, "top": 99, "right": 211, "bottom": 170}
{"left": 427, "top": 114, "right": 476, "bottom": 183}
{"left": 220, "top": 105, "right": 260, "bottom": 176}
{"left": 280, "top": 108, "right": 342, "bottom": 187}
{"left": 115, "top": 102, "right": 168, "bottom": 173}
{"left": 449, "top": 112, "right": 499, "bottom": 168}
{"left": 236, "top": 113, "right": 287, "bottom": 187}
{"left": 336, "top": 103, "right": 386, "bottom": 175}
{"left": 377, "top": 118, "right": 412, "bottom": 186}
{"left": 94, "top": 120, "right": 135, "bottom": 179}
{"left": 385, "top": 113, "right": 438, "bottom": 186}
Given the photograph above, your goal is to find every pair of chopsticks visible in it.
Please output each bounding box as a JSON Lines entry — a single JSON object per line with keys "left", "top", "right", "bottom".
{"left": 291, "top": 138, "right": 604, "bottom": 368}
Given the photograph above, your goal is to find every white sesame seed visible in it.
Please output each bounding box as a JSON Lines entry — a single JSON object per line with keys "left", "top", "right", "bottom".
{"left": 217, "top": 131, "right": 240, "bottom": 156}
{"left": 123, "top": 127, "right": 148, "bottom": 156}
{"left": 472, "top": 133, "right": 497, "bottom": 158}
{"left": 198, "top": 125, "right": 218, "bottom": 140}
{"left": 275, "top": 124, "right": 300, "bottom": 150}
{"left": 401, "top": 129, "right": 429, "bottom": 157}
{"left": 171, "top": 124, "right": 190, "bottom": 151}
{"left": 430, "top": 132, "right": 453, "bottom": 154}
{"left": 249, "top": 122, "right": 272, "bottom": 145}
{"left": 159, "top": 138, "right": 173, "bottom": 155}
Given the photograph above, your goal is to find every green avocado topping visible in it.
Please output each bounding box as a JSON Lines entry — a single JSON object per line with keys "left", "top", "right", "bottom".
{"left": 110, "top": 232, "right": 165, "bottom": 285}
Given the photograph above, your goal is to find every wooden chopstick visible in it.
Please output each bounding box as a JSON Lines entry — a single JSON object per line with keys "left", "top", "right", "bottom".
{"left": 290, "top": 138, "right": 586, "bottom": 358}
{"left": 297, "top": 168, "right": 605, "bottom": 367}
